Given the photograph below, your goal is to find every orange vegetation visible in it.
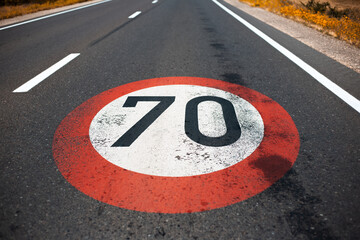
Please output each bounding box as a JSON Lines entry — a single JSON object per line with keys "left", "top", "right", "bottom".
{"left": 239, "top": 0, "right": 360, "bottom": 47}
{"left": 0, "top": 0, "right": 89, "bottom": 20}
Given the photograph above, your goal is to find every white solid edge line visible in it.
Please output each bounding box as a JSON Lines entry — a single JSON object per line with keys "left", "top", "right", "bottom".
{"left": 128, "top": 11, "right": 142, "bottom": 19}
{"left": 212, "top": 0, "right": 360, "bottom": 114}
{"left": 13, "top": 53, "right": 80, "bottom": 93}
{"left": 0, "top": 0, "right": 112, "bottom": 31}
{"left": 152, "top": 0, "right": 158, "bottom": 3}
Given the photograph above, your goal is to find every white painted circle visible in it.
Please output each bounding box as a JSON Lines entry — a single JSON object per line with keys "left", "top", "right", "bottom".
{"left": 89, "top": 85, "right": 264, "bottom": 177}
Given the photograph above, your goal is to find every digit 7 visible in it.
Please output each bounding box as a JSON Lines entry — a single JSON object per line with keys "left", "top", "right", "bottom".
{"left": 111, "top": 96, "right": 175, "bottom": 147}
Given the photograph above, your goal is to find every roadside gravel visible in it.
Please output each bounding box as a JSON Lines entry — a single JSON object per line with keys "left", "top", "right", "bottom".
{"left": 0, "top": 0, "right": 103, "bottom": 27}
{"left": 225, "top": 0, "right": 360, "bottom": 73}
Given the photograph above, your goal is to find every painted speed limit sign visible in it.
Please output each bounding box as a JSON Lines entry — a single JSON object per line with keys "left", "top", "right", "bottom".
{"left": 53, "top": 77, "right": 299, "bottom": 213}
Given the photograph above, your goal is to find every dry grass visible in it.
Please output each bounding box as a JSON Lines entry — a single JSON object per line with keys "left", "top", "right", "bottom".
{"left": 238, "top": 0, "right": 360, "bottom": 47}
{"left": 0, "top": 0, "right": 89, "bottom": 20}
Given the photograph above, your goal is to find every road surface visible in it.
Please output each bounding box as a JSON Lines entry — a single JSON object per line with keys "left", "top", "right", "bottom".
{"left": 0, "top": 0, "right": 359, "bottom": 238}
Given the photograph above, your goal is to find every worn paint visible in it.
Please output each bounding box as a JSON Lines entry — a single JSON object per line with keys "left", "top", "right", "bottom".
{"left": 89, "top": 85, "right": 264, "bottom": 177}
{"left": 52, "top": 77, "right": 300, "bottom": 213}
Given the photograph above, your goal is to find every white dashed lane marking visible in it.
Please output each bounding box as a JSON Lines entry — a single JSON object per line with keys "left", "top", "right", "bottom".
{"left": 128, "top": 11, "right": 142, "bottom": 19}
{"left": 13, "top": 53, "right": 80, "bottom": 93}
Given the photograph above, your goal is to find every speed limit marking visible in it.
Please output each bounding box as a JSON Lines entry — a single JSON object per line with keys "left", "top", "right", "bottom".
{"left": 53, "top": 77, "right": 299, "bottom": 213}
{"left": 90, "top": 85, "right": 264, "bottom": 177}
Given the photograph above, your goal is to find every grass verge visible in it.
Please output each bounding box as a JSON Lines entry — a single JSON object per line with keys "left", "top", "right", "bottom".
{"left": 0, "top": 0, "right": 90, "bottom": 20}
{"left": 238, "top": 0, "right": 360, "bottom": 47}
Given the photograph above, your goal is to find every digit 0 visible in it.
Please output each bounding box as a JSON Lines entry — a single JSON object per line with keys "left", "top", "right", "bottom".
{"left": 185, "top": 96, "right": 241, "bottom": 146}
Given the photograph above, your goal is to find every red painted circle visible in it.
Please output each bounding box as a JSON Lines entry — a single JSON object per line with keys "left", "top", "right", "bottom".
{"left": 53, "top": 77, "right": 299, "bottom": 213}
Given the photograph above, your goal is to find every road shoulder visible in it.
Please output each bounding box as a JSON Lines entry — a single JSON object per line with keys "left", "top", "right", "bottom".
{"left": 0, "top": 0, "right": 105, "bottom": 27}
{"left": 225, "top": 0, "right": 360, "bottom": 74}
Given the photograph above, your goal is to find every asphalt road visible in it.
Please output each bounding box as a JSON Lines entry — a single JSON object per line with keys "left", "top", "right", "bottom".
{"left": 1, "top": 0, "right": 359, "bottom": 238}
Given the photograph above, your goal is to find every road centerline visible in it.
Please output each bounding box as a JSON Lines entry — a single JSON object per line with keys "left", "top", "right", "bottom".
{"left": 212, "top": 0, "right": 360, "bottom": 114}
{"left": 13, "top": 53, "right": 80, "bottom": 93}
{"left": 128, "top": 11, "right": 142, "bottom": 19}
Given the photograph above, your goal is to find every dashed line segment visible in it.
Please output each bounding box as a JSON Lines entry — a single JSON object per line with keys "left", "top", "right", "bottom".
{"left": 128, "top": 11, "right": 142, "bottom": 19}
{"left": 13, "top": 53, "right": 80, "bottom": 93}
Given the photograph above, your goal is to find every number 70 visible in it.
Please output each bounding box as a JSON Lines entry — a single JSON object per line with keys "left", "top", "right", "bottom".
{"left": 111, "top": 96, "right": 241, "bottom": 147}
